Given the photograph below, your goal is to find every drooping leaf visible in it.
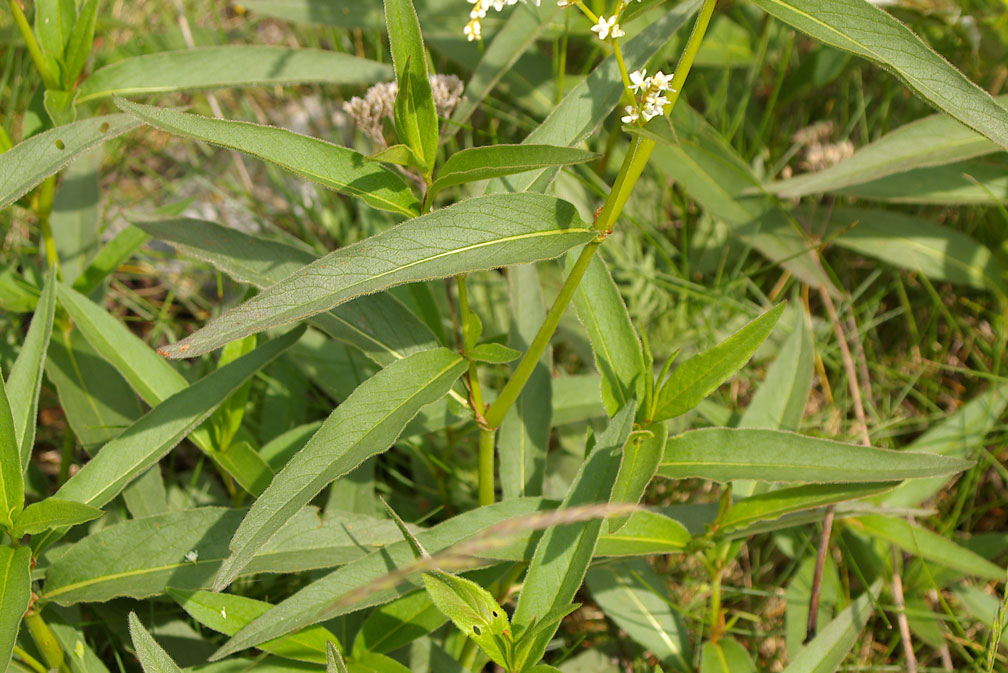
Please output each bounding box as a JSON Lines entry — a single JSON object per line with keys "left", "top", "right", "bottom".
{"left": 7, "top": 268, "right": 56, "bottom": 470}
{"left": 0, "top": 546, "right": 31, "bottom": 672}
{"left": 659, "top": 427, "right": 971, "bottom": 483}
{"left": 212, "top": 348, "right": 466, "bottom": 591}
{"left": 117, "top": 98, "right": 420, "bottom": 216}
{"left": 651, "top": 303, "right": 785, "bottom": 422}
{"left": 77, "top": 47, "right": 392, "bottom": 102}
{"left": 159, "top": 195, "right": 592, "bottom": 359}
{"left": 128, "top": 613, "right": 184, "bottom": 673}
{"left": 0, "top": 115, "right": 140, "bottom": 209}
{"left": 12, "top": 497, "right": 103, "bottom": 537}
{"left": 750, "top": 0, "right": 1008, "bottom": 150}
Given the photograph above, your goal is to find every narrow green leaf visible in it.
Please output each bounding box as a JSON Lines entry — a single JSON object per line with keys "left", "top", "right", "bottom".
{"left": 652, "top": 303, "right": 785, "bottom": 423}
{"left": 568, "top": 255, "right": 645, "bottom": 417}
{"left": 328, "top": 642, "right": 349, "bottom": 673}
{"left": 608, "top": 423, "right": 667, "bottom": 533}
{"left": 0, "top": 546, "right": 31, "bottom": 672}
{"left": 369, "top": 144, "right": 426, "bottom": 172}
{"left": 133, "top": 218, "right": 440, "bottom": 367}
{"left": 77, "top": 47, "right": 392, "bottom": 102}
{"left": 352, "top": 590, "right": 447, "bottom": 656}
{"left": 836, "top": 157, "right": 1008, "bottom": 204}
{"left": 586, "top": 560, "right": 691, "bottom": 672}
{"left": 212, "top": 348, "right": 466, "bottom": 591}
{"left": 511, "top": 402, "right": 637, "bottom": 666}
{"left": 385, "top": 0, "right": 438, "bottom": 170}
{"left": 596, "top": 511, "right": 690, "bottom": 556}
{"left": 7, "top": 268, "right": 56, "bottom": 470}
{"left": 766, "top": 94, "right": 1008, "bottom": 198}
{"left": 159, "top": 195, "right": 591, "bottom": 359}
{"left": 718, "top": 483, "right": 896, "bottom": 533}
{"left": 659, "top": 428, "right": 972, "bottom": 483}
{"left": 13, "top": 497, "right": 103, "bottom": 537}
{"left": 422, "top": 571, "right": 511, "bottom": 669}
{"left": 0, "top": 373, "right": 23, "bottom": 531}
{"left": 700, "top": 637, "right": 757, "bottom": 673}
{"left": 169, "top": 589, "right": 337, "bottom": 663}
{"left": 71, "top": 224, "right": 150, "bottom": 296}
{"left": 212, "top": 498, "right": 550, "bottom": 658}
{"left": 782, "top": 583, "right": 880, "bottom": 673}
{"left": 49, "top": 149, "right": 100, "bottom": 284}
{"left": 429, "top": 145, "right": 598, "bottom": 201}
{"left": 855, "top": 515, "right": 1004, "bottom": 580}
{"left": 128, "top": 613, "right": 184, "bottom": 673}
{"left": 117, "top": 98, "right": 419, "bottom": 216}
{"left": 53, "top": 327, "right": 302, "bottom": 510}
{"left": 34, "top": 0, "right": 76, "bottom": 76}
{"left": 0, "top": 115, "right": 140, "bottom": 209}
{"left": 750, "top": 0, "right": 1008, "bottom": 150}
{"left": 468, "top": 342, "right": 521, "bottom": 364}
{"left": 63, "top": 0, "right": 99, "bottom": 84}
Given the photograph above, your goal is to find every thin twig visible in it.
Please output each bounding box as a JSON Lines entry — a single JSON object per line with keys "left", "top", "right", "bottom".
{"left": 891, "top": 546, "right": 919, "bottom": 673}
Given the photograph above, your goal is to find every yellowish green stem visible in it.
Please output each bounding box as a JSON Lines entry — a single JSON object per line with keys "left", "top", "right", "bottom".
{"left": 24, "top": 610, "right": 71, "bottom": 673}
{"left": 7, "top": 0, "right": 60, "bottom": 91}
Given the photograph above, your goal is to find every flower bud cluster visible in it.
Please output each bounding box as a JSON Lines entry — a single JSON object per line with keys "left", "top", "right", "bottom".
{"left": 343, "top": 75, "right": 465, "bottom": 147}
{"left": 465, "top": 0, "right": 540, "bottom": 41}
{"left": 621, "top": 69, "right": 675, "bottom": 125}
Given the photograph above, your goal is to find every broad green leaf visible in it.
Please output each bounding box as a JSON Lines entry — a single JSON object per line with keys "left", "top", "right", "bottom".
{"left": 117, "top": 99, "right": 420, "bottom": 216}
{"left": 659, "top": 428, "right": 972, "bottom": 483}
{"left": 348, "top": 651, "right": 413, "bottom": 673}
{"left": 42, "top": 507, "right": 411, "bottom": 604}
{"left": 0, "top": 546, "right": 31, "bottom": 672}
{"left": 422, "top": 571, "right": 511, "bottom": 668}
{"left": 652, "top": 303, "right": 785, "bottom": 423}
{"left": 169, "top": 589, "right": 337, "bottom": 663}
{"left": 71, "top": 224, "right": 150, "bottom": 296}
{"left": 49, "top": 149, "right": 100, "bottom": 284}
{"left": 133, "top": 218, "right": 440, "bottom": 367}
{"left": 63, "top": 0, "right": 98, "bottom": 85}
{"left": 429, "top": 145, "right": 598, "bottom": 201}
{"left": 352, "top": 590, "right": 447, "bottom": 655}
{"left": 159, "top": 195, "right": 591, "bottom": 359}
{"left": 552, "top": 374, "right": 607, "bottom": 425}
{"left": 586, "top": 560, "right": 691, "bottom": 672}
{"left": 700, "top": 637, "right": 757, "bottom": 673}
{"left": 739, "top": 307, "right": 814, "bottom": 433}
{"left": 12, "top": 497, "right": 103, "bottom": 537}
{"left": 718, "top": 483, "right": 896, "bottom": 533}
{"left": 766, "top": 94, "right": 1008, "bottom": 198}
{"left": 595, "top": 511, "right": 690, "bottom": 556}
{"left": 883, "top": 384, "right": 1008, "bottom": 507}
{"left": 128, "top": 613, "right": 184, "bottom": 673}
{"left": 52, "top": 327, "right": 302, "bottom": 511}
{"left": 212, "top": 498, "right": 551, "bottom": 658}
{"left": 489, "top": 0, "right": 702, "bottom": 194}
{"left": 823, "top": 208, "right": 1005, "bottom": 290}
{"left": 837, "top": 157, "right": 1008, "bottom": 204}
{"left": 212, "top": 348, "right": 466, "bottom": 591}
{"left": 7, "top": 268, "right": 56, "bottom": 470}
{"left": 511, "top": 402, "right": 637, "bottom": 667}
{"left": 750, "top": 0, "right": 1008, "bottom": 150}
{"left": 568, "top": 255, "right": 645, "bottom": 417}
{"left": 0, "top": 115, "right": 140, "bottom": 209}
{"left": 77, "top": 47, "right": 392, "bottom": 102}
{"left": 608, "top": 423, "right": 667, "bottom": 532}
{"left": 499, "top": 264, "right": 550, "bottom": 499}
{"left": 855, "top": 515, "right": 1004, "bottom": 580}
{"left": 0, "top": 373, "right": 22, "bottom": 531}
{"left": 122, "top": 466, "right": 168, "bottom": 519}
{"left": 385, "top": 0, "right": 438, "bottom": 171}
{"left": 783, "top": 583, "right": 880, "bottom": 673}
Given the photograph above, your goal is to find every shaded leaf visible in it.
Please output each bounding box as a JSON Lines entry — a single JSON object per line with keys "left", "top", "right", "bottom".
{"left": 782, "top": 583, "right": 880, "bottom": 673}
{"left": 0, "top": 374, "right": 22, "bottom": 532}
{"left": 352, "top": 590, "right": 447, "bottom": 655}
{"left": 0, "top": 546, "right": 31, "bottom": 672}
{"left": 718, "top": 483, "right": 896, "bottom": 533}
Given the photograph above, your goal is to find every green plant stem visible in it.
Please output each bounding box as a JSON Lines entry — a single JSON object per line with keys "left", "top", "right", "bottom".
{"left": 478, "top": 427, "right": 495, "bottom": 506}
{"left": 7, "top": 0, "right": 60, "bottom": 91}
{"left": 24, "top": 610, "right": 70, "bottom": 673}
{"left": 35, "top": 176, "right": 62, "bottom": 277}
{"left": 457, "top": 275, "right": 495, "bottom": 505}
{"left": 13, "top": 647, "right": 48, "bottom": 673}
{"left": 483, "top": 0, "right": 718, "bottom": 430}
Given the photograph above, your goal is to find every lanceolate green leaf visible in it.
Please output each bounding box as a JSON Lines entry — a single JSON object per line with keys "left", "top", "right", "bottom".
{"left": 718, "top": 483, "right": 896, "bottom": 533}
{"left": 0, "top": 373, "right": 23, "bottom": 532}
{"left": 385, "top": 0, "right": 438, "bottom": 171}
{"left": 353, "top": 590, "right": 447, "bottom": 655}
{"left": 7, "top": 268, "right": 56, "bottom": 470}
{"left": 652, "top": 303, "right": 785, "bottom": 423}
{"left": 659, "top": 428, "right": 971, "bottom": 483}
{"left": 133, "top": 218, "right": 440, "bottom": 366}
{"left": 77, "top": 47, "right": 392, "bottom": 102}
{"left": 212, "top": 498, "right": 551, "bottom": 658}
{"left": 159, "top": 195, "right": 592, "bottom": 359}
{"left": 783, "top": 583, "right": 879, "bottom": 673}
{"left": 71, "top": 224, "right": 150, "bottom": 296}
{"left": 595, "top": 510, "right": 690, "bottom": 556}
{"left": 12, "top": 497, "right": 103, "bottom": 537}
{"left": 0, "top": 546, "right": 31, "bottom": 672}
{"left": 608, "top": 423, "right": 667, "bottom": 531}
{"left": 511, "top": 402, "right": 637, "bottom": 666}
{"left": 52, "top": 327, "right": 302, "bottom": 511}
{"left": 422, "top": 572, "right": 511, "bottom": 668}
{"left": 0, "top": 115, "right": 140, "bottom": 209}
{"left": 837, "top": 158, "right": 1008, "bottom": 205}
{"left": 128, "top": 613, "right": 184, "bottom": 673}
{"left": 212, "top": 348, "right": 466, "bottom": 591}
{"left": 429, "top": 145, "right": 598, "bottom": 200}
{"left": 700, "top": 637, "right": 757, "bottom": 673}
{"left": 116, "top": 98, "right": 420, "bottom": 217}
{"left": 750, "top": 0, "right": 1008, "bottom": 150}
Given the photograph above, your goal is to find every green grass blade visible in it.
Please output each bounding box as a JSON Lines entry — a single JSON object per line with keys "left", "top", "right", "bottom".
{"left": 158, "top": 194, "right": 591, "bottom": 360}
{"left": 750, "top": 0, "right": 1008, "bottom": 150}
{"left": 659, "top": 428, "right": 972, "bottom": 483}
{"left": 0, "top": 115, "right": 140, "bottom": 209}
{"left": 128, "top": 613, "right": 184, "bottom": 673}
{"left": 0, "top": 546, "right": 31, "bottom": 672}
{"left": 77, "top": 47, "right": 392, "bottom": 102}
{"left": 211, "top": 348, "right": 466, "bottom": 591}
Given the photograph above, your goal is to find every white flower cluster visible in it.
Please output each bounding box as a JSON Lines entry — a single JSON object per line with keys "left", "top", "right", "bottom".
{"left": 465, "top": 0, "right": 540, "bottom": 41}
{"left": 342, "top": 75, "right": 465, "bottom": 147}
{"left": 621, "top": 68, "right": 675, "bottom": 124}
{"left": 590, "top": 15, "right": 623, "bottom": 40}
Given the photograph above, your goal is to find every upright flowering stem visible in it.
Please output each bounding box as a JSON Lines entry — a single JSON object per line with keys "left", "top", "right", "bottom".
{"left": 483, "top": 0, "right": 719, "bottom": 431}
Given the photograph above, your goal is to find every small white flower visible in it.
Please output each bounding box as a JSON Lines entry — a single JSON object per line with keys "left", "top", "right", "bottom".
{"left": 610, "top": 22, "right": 625, "bottom": 38}
{"left": 185, "top": 550, "right": 199, "bottom": 563}
{"left": 629, "top": 69, "right": 648, "bottom": 93}
{"left": 650, "top": 70, "right": 673, "bottom": 91}
{"left": 590, "top": 15, "right": 619, "bottom": 40}
{"left": 621, "top": 105, "right": 639, "bottom": 124}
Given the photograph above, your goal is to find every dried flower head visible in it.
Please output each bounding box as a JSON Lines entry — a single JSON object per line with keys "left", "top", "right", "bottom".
{"left": 343, "top": 75, "right": 465, "bottom": 147}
